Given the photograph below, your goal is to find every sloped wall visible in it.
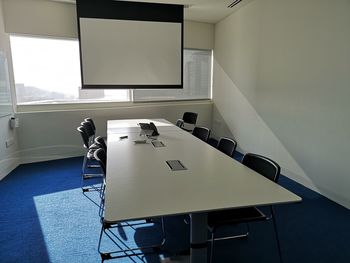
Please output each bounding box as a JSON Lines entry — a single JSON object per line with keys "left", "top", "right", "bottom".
{"left": 212, "top": 0, "right": 350, "bottom": 208}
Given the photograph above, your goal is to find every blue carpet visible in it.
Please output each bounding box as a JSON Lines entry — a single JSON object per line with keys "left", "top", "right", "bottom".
{"left": 0, "top": 156, "right": 349, "bottom": 263}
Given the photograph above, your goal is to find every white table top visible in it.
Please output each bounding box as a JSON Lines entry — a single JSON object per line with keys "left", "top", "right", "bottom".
{"left": 107, "top": 118, "right": 179, "bottom": 135}
{"left": 105, "top": 119, "right": 301, "bottom": 223}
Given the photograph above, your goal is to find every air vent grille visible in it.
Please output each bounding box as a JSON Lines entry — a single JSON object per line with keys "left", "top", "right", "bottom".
{"left": 50, "top": 0, "right": 76, "bottom": 4}
{"left": 228, "top": 0, "right": 242, "bottom": 8}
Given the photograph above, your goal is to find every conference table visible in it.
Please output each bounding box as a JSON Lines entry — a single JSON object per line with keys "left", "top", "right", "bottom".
{"left": 104, "top": 118, "right": 301, "bottom": 262}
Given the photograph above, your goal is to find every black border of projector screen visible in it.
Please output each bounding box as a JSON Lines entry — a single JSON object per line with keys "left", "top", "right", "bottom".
{"left": 76, "top": 0, "right": 184, "bottom": 89}
{"left": 77, "top": 0, "right": 183, "bottom": 23}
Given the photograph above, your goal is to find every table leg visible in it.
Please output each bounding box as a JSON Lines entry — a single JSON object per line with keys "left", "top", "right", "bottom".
{"left": 190, "top": 212, "right": 208, "bottom": 263}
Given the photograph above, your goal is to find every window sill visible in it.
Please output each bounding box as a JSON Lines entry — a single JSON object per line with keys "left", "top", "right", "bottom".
{"left": 15, "top": 99, "right": 213, "bottom": 114}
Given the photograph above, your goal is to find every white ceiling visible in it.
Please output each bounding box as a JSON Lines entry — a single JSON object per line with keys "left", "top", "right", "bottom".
{"left": 51, "top": 0, "right": 252, "bottom": 24}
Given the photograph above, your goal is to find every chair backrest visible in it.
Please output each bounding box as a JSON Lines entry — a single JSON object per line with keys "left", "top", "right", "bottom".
{"left": 183, "top": 112, "right": 198, "bottom": 125}
{"left": 94, "top": 136, "right": 107, "bottom": 151}
{"left": 217, "top": 137, "right": 237, "bottom": 157}
{"left": 84, "top": 118, "right": 96, "bottom": 133}
{"left": 175, "top": 119, "right": 184, "bottom": 128}
{"left": 242, "top": 153, "right": 280, "bottom": 182}
{"left": 94, "top": 148, "right": 107, "bottom": 175}
{"left": 77, "top": 126, "right": 90, "bottom": 149}
{"left": 81, "top": 121, "right": 95, "bottom": 139}
{"left": 192, "top": 127, "right": 210, "bottom": 142}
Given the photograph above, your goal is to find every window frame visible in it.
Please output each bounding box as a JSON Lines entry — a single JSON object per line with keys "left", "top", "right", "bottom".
{"left": 132, "top": 48, "right": 213, "bottom": 103}
{"left": 9, "top": 34, "right": 212, "bottom": 113}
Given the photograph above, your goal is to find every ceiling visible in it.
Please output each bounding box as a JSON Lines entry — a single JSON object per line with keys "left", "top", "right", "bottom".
{"left": 51, "top": 0, "right": 253, "bottom": 24}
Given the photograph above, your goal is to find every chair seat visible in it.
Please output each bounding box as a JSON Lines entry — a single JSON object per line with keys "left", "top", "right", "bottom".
{"left": 91, "top": 137, "right": 107, "bottom": 147}
{"left": 89, "top": 143, "right": 100, "bottom": 150}
{"left": 181, "top": 127, "right": 193, "bottom": 132}
{"left": 87, "top": 145, "right": 102, "bottom": 159}
{"left": 208, "top": 207, "right": 266, "bottom": 229}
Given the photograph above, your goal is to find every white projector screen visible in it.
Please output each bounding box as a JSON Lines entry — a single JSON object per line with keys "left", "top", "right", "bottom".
{"left": 76, "top": 0, "right": 183, "bottom": 89}
{"left": 79, "top": 18, "right": 182, "bottom": 87}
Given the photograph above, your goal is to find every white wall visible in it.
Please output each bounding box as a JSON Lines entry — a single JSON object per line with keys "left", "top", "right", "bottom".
{"left": 0, "top": 116, "right": 19, "bottom": 180}
{"left": 2, "top": 0, "right": 77, "bottom": 38}
{"left": 212, "top": 0, "right": 350, "bottom": 208}
{"left": 184, "top": 20, "right": 214, "bottom": 50}
{"left": 17, "top": 102, "right": 212, "bottom": 163}
{"left": 0, "top": 0, "right": 20, "bottom": 180}
{"left": 0, "top": 115, "right": 20, "bottom": 180}
{"left": 2, "top": 0, "right": 214, "bottom": 50}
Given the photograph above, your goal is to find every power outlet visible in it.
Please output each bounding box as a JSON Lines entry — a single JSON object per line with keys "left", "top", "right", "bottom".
{"left": 5, "top": 138, "right": 14, "bottom": 148}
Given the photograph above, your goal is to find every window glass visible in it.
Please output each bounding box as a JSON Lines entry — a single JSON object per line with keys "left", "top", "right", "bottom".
{"left": 10, "top": 35, "right": 129, "bottom": 105}
{"left": 133, "top": 49, "right": 212, "bottom": 101}
{"left": 10, "top": 36, "right": 211, "bottom": 105}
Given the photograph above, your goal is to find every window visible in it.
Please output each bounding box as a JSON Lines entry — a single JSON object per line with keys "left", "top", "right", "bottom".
{"left": 133, "top": 49, "right": 212, "bottom": 101}
{"left": 10, "top": 36, "right": 212, "bottom": 105}
{"left": 10, "top": 35, "right": 129, "bottom": 105}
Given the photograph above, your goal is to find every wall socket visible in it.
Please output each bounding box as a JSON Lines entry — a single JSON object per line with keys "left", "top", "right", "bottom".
{"left": 5, "top": 137, "right": 14, "bottom": 148}
{"left": 10, "top": 117, "right": 19, "bottom": 129}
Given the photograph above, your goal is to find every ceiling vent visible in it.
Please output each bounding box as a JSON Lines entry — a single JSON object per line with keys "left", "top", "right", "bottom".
{"left": 227, "top": 0, "right": 242, "bottom": 8}
{"left": 50, "top": 0, "right": 76, "bottom": 4}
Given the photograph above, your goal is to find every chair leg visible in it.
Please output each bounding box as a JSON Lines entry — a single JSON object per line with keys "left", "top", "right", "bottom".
{"left": 98, "top": 218, "right": 166, "bottom": 261}
{"left": 80, "top": 154, "right": 88, "bottom": 191}
{"left": 98, "top": 224, "right": 107, "bottom": 259}
{"left": 161, "top": 217, "right": 166, "bottom": 243}
{"left": 81, "top": 154, "right": 103, "bottom": 193}
{"left": 82, "top": 157, "right": 104, "bottom": 179}
{"left": 210, "top": 223, "right": 249, "bottom": 242}
{"left": 87, "top": 164, "right": 100, "bottom": 168}
{"left": 210, "top": 230, "right": 215, "bottom": 263}
{"left": 99, "top": 197, "right": 104, "bottom": 221}
{"left": 81, "top": 154, "right": 87, "bottom": 177}
{"left": 271, "top": 207, "right": 283, "bottom": 263}
{"left": 245, "top": 222, "right": 250, "bottom": 236}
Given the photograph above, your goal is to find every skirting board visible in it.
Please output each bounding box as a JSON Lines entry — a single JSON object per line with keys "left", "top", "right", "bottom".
{"left": 19, "top": 145, "right": 84, "bottom": 165}
{"left": 274, "top": 167, "right": 350, "bottom": 209}
{"left": 0, "top": 157, "right": 21, "bottom": 181}
{"left": 0, "top": 145, "right": 84, "bottom": 181}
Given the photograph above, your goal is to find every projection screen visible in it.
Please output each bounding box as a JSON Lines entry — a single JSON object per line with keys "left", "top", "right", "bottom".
{"left": 76, "top": 0, "right": 183, "bottom": 89}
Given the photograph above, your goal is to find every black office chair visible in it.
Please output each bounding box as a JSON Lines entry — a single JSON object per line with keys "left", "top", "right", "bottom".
{"left": 77, "top": 126, "right": 103, "bottom": 192}
{"left": 84, "top": 117, "right": 96, "bottom": 134}
{"left": 77, "top": 126, "right": 89, "bottom": 149}
{"left": 90, "top": 136, "right": 107, "bottom": 152}
{"left": 81, "top": 121, "right": 96, "bottom": 145}
{"left": 178, "top": 112, "right": 198, "bottom": 132}
{"left": 217, "top": 137, "right": 237, "bottom": 157}
{"left": 94, "top": 147, "right": 106, "bottom": 174}
{"left": 84, "top": 117, "right": 107, "bottom": 144}
{"left": 208, "top": 153, "right": 283, "bottom": 263}
{"left": 192, "top": 126, "right": 210, "bottom": 142}
{"left": 93, "top": 148, "right": 107, "bottom": 219}
{"left": 81, "top": 118, "right": 107, "bottom": 153}
{"left": 95, "top": 149, "right": 166, "bottom": 262}
{"left": 77, "top": 125, "right": 95, "bottom": 171}
{"left": 175, "top": 119, "right": 184, "bottom": 128}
